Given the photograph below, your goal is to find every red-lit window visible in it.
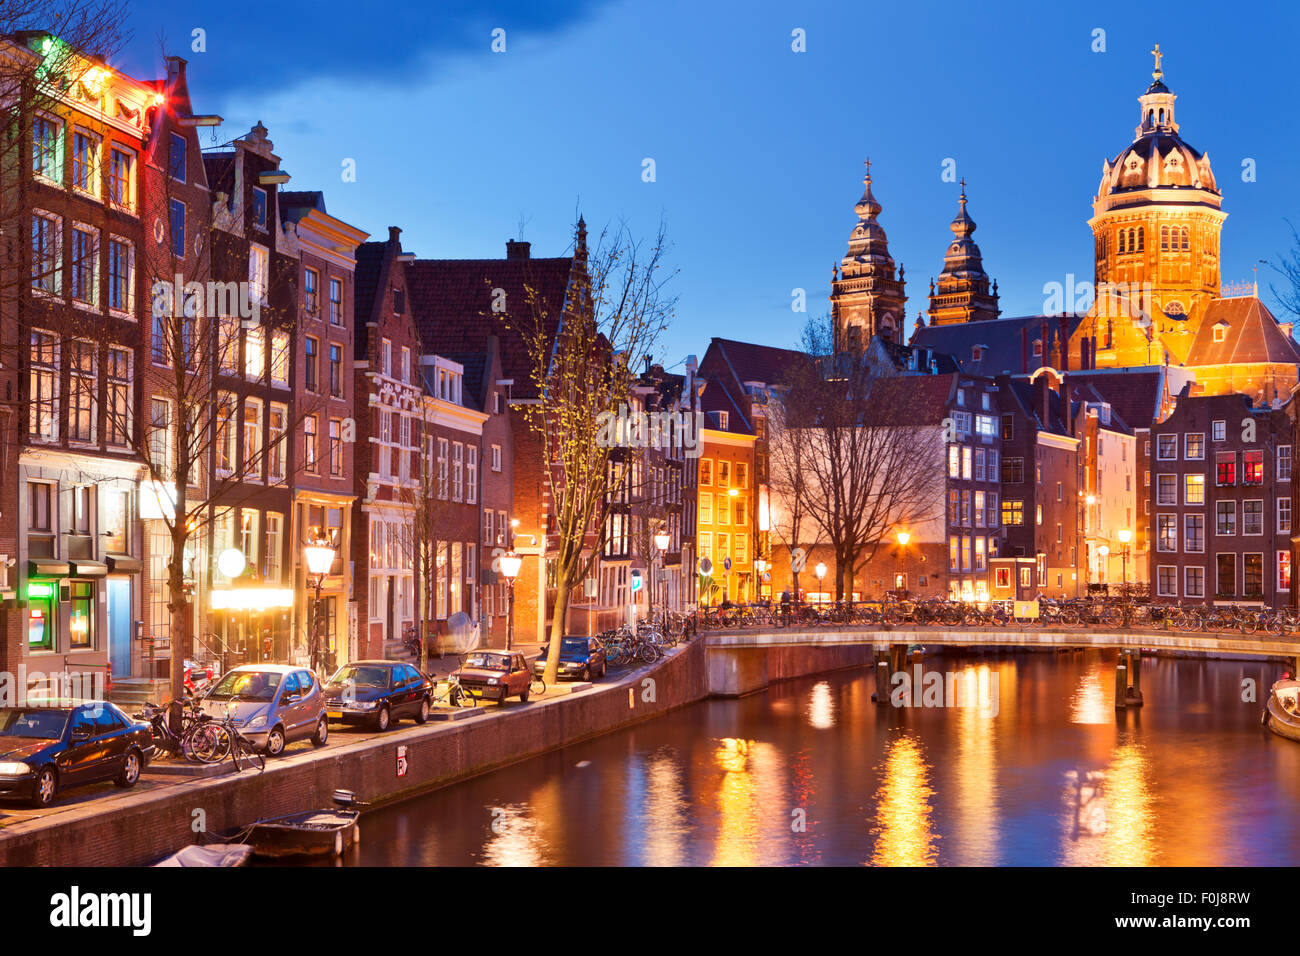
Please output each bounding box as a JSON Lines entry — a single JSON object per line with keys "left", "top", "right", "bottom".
{"left": 1244, "top": 450, "right": 1264, "bottom": 485}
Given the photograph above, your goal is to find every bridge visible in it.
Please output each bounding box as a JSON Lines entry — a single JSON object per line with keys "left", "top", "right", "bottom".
{"left": 702, "top": 626, "right": 1300, "bottom": 705}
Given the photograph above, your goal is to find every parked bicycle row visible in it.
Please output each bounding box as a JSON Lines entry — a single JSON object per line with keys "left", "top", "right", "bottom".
{"left": 696, "top": 597, "right": 1300, "bottom": 635}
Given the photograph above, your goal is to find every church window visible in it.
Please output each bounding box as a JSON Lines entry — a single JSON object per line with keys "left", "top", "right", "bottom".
{"left": 1180, "top": 227, "right": 1189, "bottom": 251}
{"left": 1118, "top": 230, "right": 1126, "bottom": 254}
{"left": 1161, "top": 226, "right": 1169, "bottom": 250}
{"left": 1137, "top": 227, "right": 1144, "bottom": 252}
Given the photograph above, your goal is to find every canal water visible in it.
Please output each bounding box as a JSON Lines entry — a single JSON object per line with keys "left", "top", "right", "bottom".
{"left": 352, "top": 650, "right": 1300, "bottom": 866}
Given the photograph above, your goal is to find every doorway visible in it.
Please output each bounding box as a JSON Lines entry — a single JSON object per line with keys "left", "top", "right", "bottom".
{"left": 107, "top": 577, "right": 132, "bottom": 677}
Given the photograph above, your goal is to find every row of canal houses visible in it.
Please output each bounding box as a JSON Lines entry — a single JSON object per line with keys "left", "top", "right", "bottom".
{"left": 0, "top": 39, "right": 700, "bottom": 701}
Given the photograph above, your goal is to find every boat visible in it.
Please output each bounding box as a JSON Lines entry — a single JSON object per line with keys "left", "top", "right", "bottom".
{"left": 1263, "top": 679, "right": 1300, "bottom": 742}
{"left": 246, "top": 790, "right": 366, "bottom": 859}
{"left": 155, "top": 843, "right": 253, "bottom": 867}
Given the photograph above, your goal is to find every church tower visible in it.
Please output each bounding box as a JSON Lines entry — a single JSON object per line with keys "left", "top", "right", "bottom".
{"left": 1072, "top": 44, "right": 1227, "bottom": 369}
{"left": 926, "top": 181, "right": 1000, "bottom": 325}
{"left": 831, "top": 160, "right": 907, "bottom": 352}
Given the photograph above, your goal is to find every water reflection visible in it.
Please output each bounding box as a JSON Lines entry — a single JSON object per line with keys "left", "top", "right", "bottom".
{"left": 351, "top": 652, "right": 1300, "bottom": 866}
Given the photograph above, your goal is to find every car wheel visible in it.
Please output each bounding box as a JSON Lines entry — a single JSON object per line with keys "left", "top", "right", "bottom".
{"left": 376, "top": 704, "right": 391, "bottom": 732}
{"left": 31, "top": 766, "right": 57, "bottom": 808}
{"left": 599, "top": 662, "right": 607, "bottom": 678}
{"left": 414, "top": 696, "right": 430, "bottom": 724}
{"left": 265, "top": 726, "right": 287, "bottom": 756}
{"left": 518, "top": 685, "right": 529, "bottom": 703}
{"left": 114, "top": 748, "right": 142, "bottom": 788}
{"left": 311, "top": 717, "right": 329, "bottom": 747}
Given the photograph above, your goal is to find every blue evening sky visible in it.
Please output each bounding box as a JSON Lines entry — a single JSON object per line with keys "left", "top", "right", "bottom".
{"left": 111, "top": 0, "right": 1300, "bottom": 369}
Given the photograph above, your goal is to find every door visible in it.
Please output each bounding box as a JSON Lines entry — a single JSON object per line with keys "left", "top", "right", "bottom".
{"left": 59, "top": 706, "right": 105, "bottom": 785}
{"left": 107, "top": 578, "right": 132, "bottom": 678}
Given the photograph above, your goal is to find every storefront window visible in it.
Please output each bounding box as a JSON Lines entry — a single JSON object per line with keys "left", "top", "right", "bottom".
{"left": 27, "top": 582, "right": 56, "bottom": 649}
{"left": 70, "top": 580, "right": 94, "bottom": 649}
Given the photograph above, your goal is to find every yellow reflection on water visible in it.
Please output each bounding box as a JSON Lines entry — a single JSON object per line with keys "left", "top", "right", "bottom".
{"left": 481, "top": 803, "right": 544, "bottom": 867}
{"left": 642, "top": 749, "right": 689, "bottom": 867}
{"left": 807, "top": 681, "right": 835, "bottom": 729}
{"left": 1060, "top": 743, "right": 1153, "bottom": 866}
{"left": 951, "top": 663, "right": 999, "bottom": 864}
{"left": 710, "top": 738, "right": 785, "bottom": 866}
{"left": 1070, "top": 665, "right": 1111, "bottom": 725}
{"left": 869, "top": 735, "right": 938, "bottom": 866}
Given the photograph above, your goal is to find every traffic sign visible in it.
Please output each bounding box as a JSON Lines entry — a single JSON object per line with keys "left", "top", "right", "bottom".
{"left": 630, "top": 570, "right": 643, "bottom": 592}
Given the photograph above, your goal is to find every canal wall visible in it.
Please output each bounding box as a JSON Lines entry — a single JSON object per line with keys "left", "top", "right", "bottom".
{"left": 0, "top": 638, "right": 709, "bottom": 867}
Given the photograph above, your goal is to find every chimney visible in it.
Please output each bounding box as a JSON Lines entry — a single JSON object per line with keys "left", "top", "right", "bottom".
{"left": 388, "top": 226, "right": 402, "bottom": 244}
{"left": 1041, "top": 375, "right": 1051, "bottom": 428}
{"left": 506, "top": 239, "right": 531, "bottom": 260}
{"left": 1059, "top": 316, "right": 1070, "bottom": 372}
{"left": 1021, "top": 327, "right": 1029, "bottom": 373}
{"left": 1040, "top": 321, "right": 1049, "bottom": 370}
{"left": 165, "top": 55, "right": 187, "bottom": 83}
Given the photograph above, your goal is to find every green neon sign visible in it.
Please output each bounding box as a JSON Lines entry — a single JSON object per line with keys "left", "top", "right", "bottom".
{"left": 27, "top": 582, "right": 55, "bottom": 599}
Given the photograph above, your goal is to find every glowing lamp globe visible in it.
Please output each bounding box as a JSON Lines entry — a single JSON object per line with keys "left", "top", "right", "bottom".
{"left": 217, "top": 548, "right": 246, "bottom": 579}
{"left": 304, "top": 542, "right": 337, "bottom": 577}
{"left": 500, "top": 552, "right": 523, "bottom": 580}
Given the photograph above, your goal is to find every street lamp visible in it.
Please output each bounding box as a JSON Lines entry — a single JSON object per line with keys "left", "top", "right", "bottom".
{"left": 1097, "top": 544, "right": 1109, "bottom": 589}
{"left": 303, "top": 533, "right": 337, "bottom": 675}
{"left": 1117, "top": 528, "right": 1132, "bottom": 591}
{"left": 652, "top": 530, "right": 670, "bottom": 620}
{"left": 755, "top": 557, "right": 767, "bottom": 602}
{"left": 815, "top": 561, "right": 827, "bottom": 605}
{"left": 500, "top": 551, "right": 522, "bottom": 651}
{"left": 895, "top": 530, "right": 910, "bottom": 596}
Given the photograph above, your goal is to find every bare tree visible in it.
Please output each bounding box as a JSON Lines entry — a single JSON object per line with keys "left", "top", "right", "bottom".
{"left": 766, "top": 395, "right": 824, "bottom": 601}
{"left": 514, "top": 218, "right": 675, "bottom": 683}
{"left": 788, "top": 315, "right": 945, "bottom": 600}
{"left": 1269, "top": 220, "right": 1300, "bottom": 322}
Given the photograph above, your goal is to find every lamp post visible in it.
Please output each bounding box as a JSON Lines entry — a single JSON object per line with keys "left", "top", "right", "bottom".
{"left": 653, "top": 530, "right": 670, "bottom": 622}
{"left": 755, "top": 557, "right": 767, "bottom": 602}
{"left": 500, "top": 551, "right": 522, "bottom": 651}
{"left": 815, "top": 561, "right": 827, "bottom": 605}
{"left": 895, "top": 530, "right": 911, "bottom": 597}
{"left": 1097, "top": 544, "right": 1109, "bottom": 591}
{"left": 303, "top": 534, "right": 337, "bottom": 675}
{"left": 1117, "top": 528, "right": 1132, "bottom": 593}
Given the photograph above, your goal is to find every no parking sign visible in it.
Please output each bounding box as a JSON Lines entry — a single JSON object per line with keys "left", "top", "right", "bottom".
{"left": 397, "top": 744, "right": 408, "bottom": 778}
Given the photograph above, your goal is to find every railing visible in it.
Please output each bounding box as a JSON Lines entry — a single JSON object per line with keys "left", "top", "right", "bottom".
{"left": 694, "top": 597, "right": 1300, "bottom": 636}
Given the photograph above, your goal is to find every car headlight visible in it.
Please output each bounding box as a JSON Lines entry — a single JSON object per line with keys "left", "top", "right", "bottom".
{"left": 247, "top": 716, "right": 267, "bottom": 729}
{"left": 487, "top": 677, "right": 500, "bottom": 684}
{"left": 0, "top": 762, "right": 30, "bottom": 774}
{"left": 355, "top": 701, "right": 378, "bottom": 710}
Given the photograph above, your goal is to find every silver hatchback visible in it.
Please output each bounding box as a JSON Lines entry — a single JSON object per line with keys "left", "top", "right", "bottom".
{"left": 199, "top": 665, "right": 329, "bottom": 756}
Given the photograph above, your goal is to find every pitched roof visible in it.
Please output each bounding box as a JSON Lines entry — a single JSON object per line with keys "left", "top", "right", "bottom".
{"left": 1063, "top": 368, "right": 1167, "bottom": 429}
{"left": 910, "top": 313, "right": 1087, "bottom": 376}
{"left": 860, "top": 374, "right": 955, "bottom": 426}
{"left": 405, "top": 257, "right": 574, "bottom": 390}
{"left": 704, "top": 338, "right": 808, "bottom": 388}
{"left": 1185, "top": 296, "right": 1300, "bottom": 367}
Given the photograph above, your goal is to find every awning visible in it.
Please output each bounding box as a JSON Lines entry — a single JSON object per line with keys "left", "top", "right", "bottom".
{"left": 106, "top": 553, "right": 142, "bottom": 574}
{"left": 70, "top": 560, "right": 108, "bottom": 577}
{"left": 28, "top": 559, "right": 70, "bottom": 577}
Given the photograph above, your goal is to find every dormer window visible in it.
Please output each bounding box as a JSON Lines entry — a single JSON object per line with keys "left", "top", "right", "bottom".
{"left": 1213, "top": 323, "right": 1228, "bottom": 343}
{"left": 251, "top": 187, "right": 267, "bottom": 230}
{"left": 717, "top": 411, "right": 729, "bottom": 429}
{"left": 1032, "top": 339, "right": 1043, "bottom": 357}
{"left": 972, "top": 346, "right": 982, "bottom": 362}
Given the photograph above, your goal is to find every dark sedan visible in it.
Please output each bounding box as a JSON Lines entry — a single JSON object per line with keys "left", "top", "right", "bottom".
{"left": 533, "top": 636, "right": 607, "bottom": 682}
{"left": 0, "top": 701, "right": 155, "bottom": 808}
{"left": 322, "top": 661, "right": 433, "bottom": 731}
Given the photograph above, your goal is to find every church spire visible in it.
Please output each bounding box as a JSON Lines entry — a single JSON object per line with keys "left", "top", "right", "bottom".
{"left": 926, "top": 180, "right": 1000, "bottom": 325}
{"left": 831, "top": 158, "right": 907, "bottom": 351}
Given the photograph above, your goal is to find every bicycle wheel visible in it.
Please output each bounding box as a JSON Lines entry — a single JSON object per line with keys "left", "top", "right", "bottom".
{"left": 530, "top": 676, "right": 546, "bottom": 697}
{"left": 240, "top": 742, "right": 266, "bottom": 772}
{"left": 186, "top": 723, "right": 231, "bottom": 763}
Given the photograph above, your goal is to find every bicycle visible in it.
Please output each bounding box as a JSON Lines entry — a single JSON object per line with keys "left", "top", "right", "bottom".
{"left": 529, "top": 673, "right": 546, "bottom": 697}
{"left": 432, "top": 672, "right": 478, "bottom": 708}
{"left": 136, "top": 698, "right": 228, "bottom": 763}
{"left": 208, "top": 712, "right": 266, "bottom": 773}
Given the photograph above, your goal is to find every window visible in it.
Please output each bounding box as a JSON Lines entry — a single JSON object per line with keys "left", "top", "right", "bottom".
{"left": 32, "top": 212, "right": 61, "bottom": 295}
{"left": 1212, "top": 420, "right": 1226, "bottom": 442}
{"left": 975, "top": 536, "right": 987, "bottom": 571}
{"left": 70, "top": 226, "right": 99, "bottom": 306}
{"left": 107, "top": 237, "right": 133, "bottom": 312}
{"left": 1184, "top": 473, "right": 1204, "bottom": 505}
{"left": 1243, "top": 500, "right": 1263, "bottom": 536}
{"left": 1216, "top": 554, "right": 1235, "bottom": 596}
{"left": 491, "top": 444, "right": 502, "bottom": 472}
{"left": 700, "top": 459, "right": 713, "bottom": 486}
{"left": 304, "top": 267, "right": 319, "bottom": 314}
{"left": 305, "top": 336, "right": 318, "bottom": 391}
{"left": 1184, "top": 513, "right": 1205, "bottom": 553}
{"left": 329, "top": 344, "right": 343, "bottom": 397}
{"left": 995, "top": 567, "right": 1011, "bottom": 588}
{"left": 1244, "top": 450, "right": 1263, "bottom": 485}
{"left": 28, "top": 481, "right": 54, "bottom": 560}
{"left": 1156, "top": 435, "right": 1176, "bottom": 460}
{"left": 1184, "top": 433, "right": 1204, "bottom": 459}
{"left": 269, "top": 330, "right": 290, "bottom": 386}
{"left": 108, "top": 147, "right": 134, "bottom": 209}
{"left": 243, "top": 398, "right": 263, "bottom": 480}
{"left": 304, "top": 415, "right": 318, "bottom": 474}
{"left": 467, "top": 447, "right": 478, "bottom": 504}
{"left": 69, "top": 581, "right": 94, "bottom": 650}
{"left": 263, "top": 512, "right": 282, "bottom": 583}
{"left": 974, "top": 490, "right": 985, "bottom": 528}
{"left": 1279, "top": 497, "right": 1292, "bottom": 534}
{"left": 1156, "top": 474, "right": 1176, "bottom": 505}
{"left": 497, "top": 511, "right": 507, "bottom": 546}
{"left": 401, "top": 348, "right": 411, "bottom": 384}
{"left": 32, "top": 115, "right": 61, "bottom": 180}
{"left": 1156, "top": 514, "right": 1176, "bottom": 552}
{"left": 1001, "top": 457, "right": 1024, "bottom": 483}
{"left": 106, "top": 347, "right": 131, "bottom": 446}
{"left": 69, "top": 339, "right": 97, "bottom": 443}
{"left": 72, "top": 130, "right": 99, "bottom": 195}
{"left": 251, "top": 187, "right": 267, "bottom": 230}
{"left": 244, "top": 326, "right": 265, "bottom": 380}
{"left": 700, "top": 494, "right": 713, "bottom": 524}
{"left": 1244, "top": 553, "right": 1263, "bottom": 596}
{"left": 1000, "top": 414, "right": 1014, "bottom": 440}
{"left": 1279, "top": 552, "right": 1292, "bottom": 592}
{"left": 240, "top": 510, "right": 260, "bottom": 573}
{"left": 168, "top": 132, "right": 187, "bottom": 181}
{"left": 29, "top": 330, "right": 59, "bottom": 441}
{"left": 1279, "top": 446, "right": 1292, "bottom": 481}
{"left": 329, "top": 278, "right": 342, "bottom": 326}
{"left": 249, "top": 244, "right": 269, "bottom": 303}
{"left": 150, "top": 398, "right": 172, "bottom": 473}
{"left": 268, "top": 403, "right": 287, "bottom": 484}
{"left": 215, "top": 393, "right": 236, "bottom": 475}
{"left": 1185, "top": 566, "right": 1205, "bottom": 598}
{"left": 1157, "top": 566, "right": 1177, "bottom": 597}
{"left": 381, "top": 339, "right": 392, "bottom": 377}
{"left": 717, "top": 411, "right": 729, "bottom": 430}
{"left": 948, "top": 445, "right": 960, "bottom": 478}
{"left": 452, "top": 442, "right": 464, "bottom": 501}
{"left": 1216, "top": 501, "right": 1236, "bottom": 536}
{"left": 1216, "top": 452, "right": 1236, "bottom": 486}
{"left": 1001, "top": 499, "right": 1024, "bottom": 526}
{"left": 949, "top": 536, "right": 959, "bottom": 571}
{"left": 437, "top": 439, "right": 449, "bottom": 499}
{"left": 329, "top": 419, "right": 343, "bottom": 476}
{"left": 987, "top": 491, "right": 998, "bottom": 527}
{"left": 716, "top": 492, "right": 729, "bottom": 525}
{"left": 169, "top": 199, "right": 186, "bottom": 258}
{"left": 736, "top": 461, "right": 749, "bottom": 489}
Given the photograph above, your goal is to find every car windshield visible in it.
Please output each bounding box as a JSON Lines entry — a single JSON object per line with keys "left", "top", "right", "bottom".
{"left": 207, "top": 670, "right": 282, "bottom": 701}
{"left": 329, "top": 666, "right": 391, "bottom": 689}
{"left": 561, "top": 639, "right": 589, "bottom": 653}
{"left": 463, "top": 653, "right": 508, "bottom": 671}
{"left": 0, "top": 708, "right": 68, "bottom": 739}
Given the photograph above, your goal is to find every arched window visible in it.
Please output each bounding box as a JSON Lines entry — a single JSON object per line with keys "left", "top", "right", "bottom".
{"left": 1161, "top": 226, "right": 1169, "bottom": 250}
{"left": 1158, "top": 109, "right": 1164, "bottom": 124}
{"left": 1147, "top": 109, "right": 1154, "bottom": 126}
{"left": 1118, "top": 230, "right": 1126, "bottom": 254}
{"left": 1180, "top": 227, "right": 1189, "bottom": 251}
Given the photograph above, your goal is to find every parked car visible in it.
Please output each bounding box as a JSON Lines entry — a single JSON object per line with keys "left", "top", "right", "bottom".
{"left": 455, "top": 651, "right": 533, "bottom": 704}
{"left": 534, "top": 636, "right": 607, "bottom": 682}
{"left": 322, "top": 661, "right": 433, "bottom": 731}
{"left": 198, "top": 665, "right": 328, "bottom": 756}
{"left": 0, "top": 700, "right": 155, "bottom": 808}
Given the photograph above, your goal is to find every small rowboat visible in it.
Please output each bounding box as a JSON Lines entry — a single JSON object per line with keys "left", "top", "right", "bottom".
{"left": 246, "top": 789, "right": 366, "bottom": 859}
{"left": 1263, "top": 679, "right": 1300, "bottom": 743}
{"left": 155, "top": 843, "right": 253, "bottom": 867}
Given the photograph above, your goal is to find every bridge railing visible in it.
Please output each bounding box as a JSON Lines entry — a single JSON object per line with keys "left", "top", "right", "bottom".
{"left": 695, "top": 597, "right": 1300, "bottom": 637}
